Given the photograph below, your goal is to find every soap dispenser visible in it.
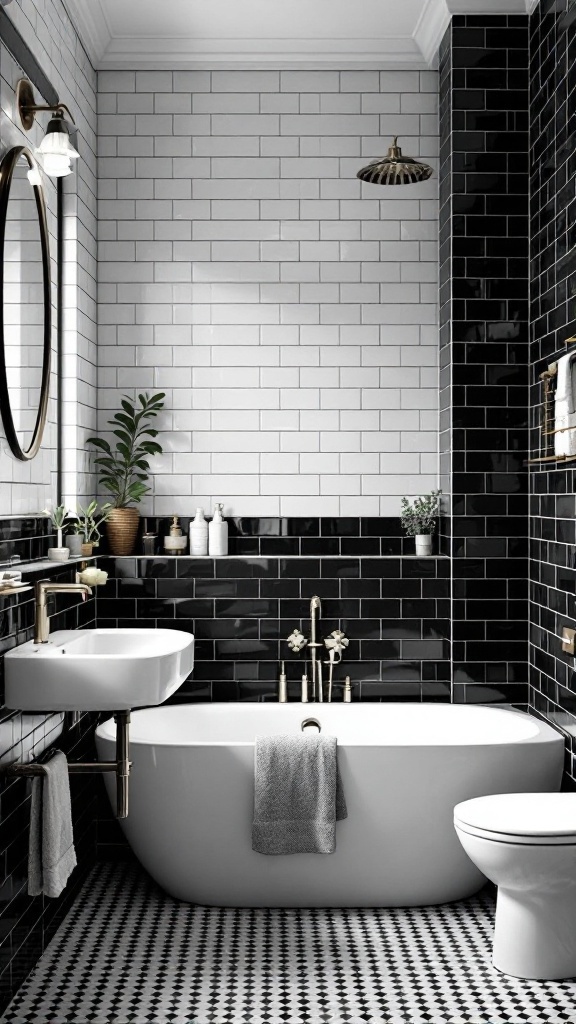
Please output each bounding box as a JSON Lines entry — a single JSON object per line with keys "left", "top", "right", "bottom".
{"left": 208, "top": 503, "right": 228, "bottom": 557}
{"left": 164, "top": 516, "right": 188, "bottom": 555}
{"left": 189, "top": 508, "right": 208, "bottom": 556}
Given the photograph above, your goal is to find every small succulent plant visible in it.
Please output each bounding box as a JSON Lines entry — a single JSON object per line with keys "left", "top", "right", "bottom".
{"left": 400, "top": 490, "right": 441, "bottom": 537}
{"left": 42, "top": 504, "right": 68, "bottom": 548}
{"left": 73, "top": 501, "right": 114, "bottom": 546}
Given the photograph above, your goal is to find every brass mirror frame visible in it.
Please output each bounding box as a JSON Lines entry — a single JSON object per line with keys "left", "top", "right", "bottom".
{"left": 0, "top": 145, "right": 51, "bottom": 461}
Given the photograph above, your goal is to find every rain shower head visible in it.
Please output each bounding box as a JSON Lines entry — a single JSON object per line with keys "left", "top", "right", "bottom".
{"left": 357, "top": 137, "right": 433, "bottom": 185}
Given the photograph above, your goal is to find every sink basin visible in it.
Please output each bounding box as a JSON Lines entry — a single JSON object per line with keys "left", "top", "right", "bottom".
{"left": 5, "top": 628, "right": 194, "bottom": 711}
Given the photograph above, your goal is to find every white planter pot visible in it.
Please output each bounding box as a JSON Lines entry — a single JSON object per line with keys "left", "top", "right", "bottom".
{"left": 47, "top": 547, "right": 70, "bottom": 562}
{"left": 415, "top": 534, "right": 433, "bottom": 557}
{"left": 65, "top": 534, "right": 83, "bottom": 558}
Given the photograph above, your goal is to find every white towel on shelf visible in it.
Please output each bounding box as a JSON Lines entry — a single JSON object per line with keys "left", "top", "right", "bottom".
{"left": 554, "top": 352, "right": 576, "bottom": 456}
{"left": 28, "top": 751, "right": 77, "bottom": 898}
{"left": 252, "top": 734, "right": 347, "bottom": 855}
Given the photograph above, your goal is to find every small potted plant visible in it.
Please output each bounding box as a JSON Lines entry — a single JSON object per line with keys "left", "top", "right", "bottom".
{"left": 87, "top": 392, "right": 165, "bottom": 556}
{"left": 65, "top": 522, "right": 84, "bottom": 558}
{"left": 43, "top": 504, "right": 70, "bottom": 561}
{"left": 73, "top": 501, "right": 114, "bottom": 556}
{"left": 400, "top": 490, "right": 441, "bottom": 556}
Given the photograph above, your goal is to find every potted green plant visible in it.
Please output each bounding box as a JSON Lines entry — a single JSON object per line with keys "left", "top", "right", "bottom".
{"left": 43, "top": 504, "right": 70, "bottom": 561}
{"left": 72, "top": 501, "right": 114, "bottom": 557}
{"left": 400, "top": 490, "right": 441, "bottom": 556}
{"left": 87, "top": 392, "right": 165, "bottom": 555}
{"left": 65, "top": 521, "right": 84, "bottom": 558}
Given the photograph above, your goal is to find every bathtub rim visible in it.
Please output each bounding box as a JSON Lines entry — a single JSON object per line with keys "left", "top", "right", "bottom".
{"left": 96, "top": 703, "right": 563, "bottom": 750}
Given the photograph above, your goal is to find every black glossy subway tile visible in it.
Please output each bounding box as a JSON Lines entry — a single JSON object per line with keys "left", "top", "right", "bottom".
{"left": 321, "top": 559, "right": 360, "bottom": 579}
{"left": 176, "top": 559, "right": 216, "bottom": 579}
{"left": 215, "top": 558, "right": 279, "bottom": 579}
{"left": 259, "top": 578, "right": 300, "bottom": 599}
{"left": 360, "top": 599, "right": 402, "bottom": 618}
{"left": 215, "top": 598, "right": 278, "bottom": 619}
{"left": 194, "top": 619, "right": 260, "bottom": 640}
{"left": 157, "top": 579, "right": 194, "bottom": 599}
{"left": 259, "top": 538, "right": 300, "bottom": 556}
{"left": 340, "top": 578, "right": 380, "bottom": 599}
{"left": 194, "top": 578, "right": 260, "bottom": 599}
{"left": 340, "top": 538, "right": 380, "bottom": 557}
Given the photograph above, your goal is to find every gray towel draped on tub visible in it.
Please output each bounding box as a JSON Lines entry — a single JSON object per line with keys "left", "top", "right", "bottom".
{"left": 252, "top": 734, "right": 347, "bottom": 855}
{"left": 28, "top": 751, "right": 77, "bottom": 898}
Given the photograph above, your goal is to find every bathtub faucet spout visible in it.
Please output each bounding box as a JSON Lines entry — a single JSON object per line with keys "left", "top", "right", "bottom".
{"left": 309, "top": 595, "right": 323, "bottom": 703}
{"left": 286, "top": 596, "right": 348, "bottom": 702}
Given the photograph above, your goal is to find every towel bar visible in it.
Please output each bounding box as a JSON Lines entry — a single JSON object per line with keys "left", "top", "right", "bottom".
{"left": 2, "top": 710, "right": 131, "bottom": 818}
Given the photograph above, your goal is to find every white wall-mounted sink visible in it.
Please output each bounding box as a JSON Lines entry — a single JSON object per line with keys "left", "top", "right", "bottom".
{"left": 5, "top": 628, "right": 194, "bottom": 711}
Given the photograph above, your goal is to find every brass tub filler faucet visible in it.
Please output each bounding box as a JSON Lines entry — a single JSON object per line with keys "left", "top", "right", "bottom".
{"left": 286, "top": 595, "right": 350, "bottom": 703}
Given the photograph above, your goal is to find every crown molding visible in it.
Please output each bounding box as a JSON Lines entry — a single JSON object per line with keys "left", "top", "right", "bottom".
{"left": 445, "top": 0, "right": 530, "bottom": 9}
{"left": 413, "top": 0, "right": 451, "bottom": 67}
{"left": 415, "top": 0, "right": 536, "bottom": 67}
{"left": 63, "top": 0, "right": 111, "bottom": 67}
{"left": 65, "top": 0, "right": 538, "bottom": 71}
{"left": 97, "top": 35, "right": 427, "bottom": 70}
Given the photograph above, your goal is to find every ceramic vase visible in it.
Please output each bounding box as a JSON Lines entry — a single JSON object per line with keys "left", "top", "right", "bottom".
{"left": 66, "top": 534, "right": 83, "bottom": 558}
{"left": 47, "top": 547, "right": 70, "bottom": 562}
{"left": 106, "top": 508, "right": 140, "bottom": 556}
{"left": 415, "top": 534, "right": 433, "bottom": 557}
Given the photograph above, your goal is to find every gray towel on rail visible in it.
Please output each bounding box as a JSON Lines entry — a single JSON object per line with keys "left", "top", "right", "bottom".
{"left": 252, "top": 734, "right": 347, "bottom": 855}
{"left": 28, "top": 751, "right": 77, "bottom": 898}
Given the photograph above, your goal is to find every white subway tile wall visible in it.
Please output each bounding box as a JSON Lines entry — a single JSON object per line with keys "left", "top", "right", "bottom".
{"left": 98, "top": 69, "right": 439, "bottom": 517}
{"left": 0, "top": 0, "right": 97, "bottom": 515}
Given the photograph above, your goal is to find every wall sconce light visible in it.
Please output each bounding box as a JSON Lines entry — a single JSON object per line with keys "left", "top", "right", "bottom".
{"left": 16, "top": 79, "right": 79, "bottom": 177}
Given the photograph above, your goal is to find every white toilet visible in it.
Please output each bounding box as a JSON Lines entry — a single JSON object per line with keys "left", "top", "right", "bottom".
{"left": 454, "top": 793, "right": 576, "bottom": 981}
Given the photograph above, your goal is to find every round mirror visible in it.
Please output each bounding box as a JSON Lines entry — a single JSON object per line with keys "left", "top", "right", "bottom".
{"left": 0, "top": 146, "right": 51, "bottom": 461}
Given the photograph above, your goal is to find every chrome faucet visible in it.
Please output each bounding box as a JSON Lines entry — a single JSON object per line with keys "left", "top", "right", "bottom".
{"left": 309, "top": 594, "right": 323, "bottom": 702}
{"left": 34, "top": 579, "right": 92, "bottom": 644}
{"left": 287, "top": 595, "right": 348, "bottom": 702}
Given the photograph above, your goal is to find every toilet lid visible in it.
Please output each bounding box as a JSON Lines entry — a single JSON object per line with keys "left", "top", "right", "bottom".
{"left": 454, "top": 793, "right": 576, "bottom": 838}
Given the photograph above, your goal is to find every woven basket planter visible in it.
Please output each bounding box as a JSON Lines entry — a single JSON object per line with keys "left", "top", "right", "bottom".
{"left": 106, "top": 508, "right": 140, "bottom": 556}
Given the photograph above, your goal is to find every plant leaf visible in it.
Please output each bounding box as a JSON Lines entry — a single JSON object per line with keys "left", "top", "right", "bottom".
{"left": 87, "top": 437, "right": 112, "bottom": 453}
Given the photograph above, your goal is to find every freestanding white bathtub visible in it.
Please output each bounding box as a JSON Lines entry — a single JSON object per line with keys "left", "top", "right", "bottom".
{"left": 96, "top": 703, "right": 563, "bottom": 908}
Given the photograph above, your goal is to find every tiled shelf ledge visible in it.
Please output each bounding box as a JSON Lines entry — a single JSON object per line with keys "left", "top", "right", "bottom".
{"left": 6, "top": 556, "right": 97, "bottom": 574}
{"left": 97, "top": 554, "right": 450, "bottom": 560}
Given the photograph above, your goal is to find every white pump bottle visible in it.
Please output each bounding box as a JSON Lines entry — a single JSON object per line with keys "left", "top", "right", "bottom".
{"left": 189, "top": 508, "right": 208, "bottom": 556}
{"left": 208, "top": 503, "right": 228, "bottom": 557}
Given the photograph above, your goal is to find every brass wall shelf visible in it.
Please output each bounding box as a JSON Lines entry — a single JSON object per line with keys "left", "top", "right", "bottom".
{"left": 526, "top": 453, "right": 576, "bottom": 465}
{"left": 530, "top": 355, "right": 576, "bottom": 464}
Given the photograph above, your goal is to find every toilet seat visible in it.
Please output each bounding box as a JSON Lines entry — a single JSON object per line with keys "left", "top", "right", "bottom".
{"left": 454, "top": 793, "right": 576, "bottom": 846}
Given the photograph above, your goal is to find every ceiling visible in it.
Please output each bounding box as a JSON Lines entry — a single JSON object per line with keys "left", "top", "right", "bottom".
{"left": 64, "top": 0, "right": 538, "bottom": 70}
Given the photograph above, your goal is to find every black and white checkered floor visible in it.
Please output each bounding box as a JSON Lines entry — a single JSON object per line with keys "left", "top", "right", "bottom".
{"left": 2, "top": 862, "right": 576, "bottom": 1024}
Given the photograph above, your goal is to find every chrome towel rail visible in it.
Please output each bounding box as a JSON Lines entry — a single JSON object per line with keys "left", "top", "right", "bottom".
{"left": 3, "top": 711, "right": 131, "bottom": 818}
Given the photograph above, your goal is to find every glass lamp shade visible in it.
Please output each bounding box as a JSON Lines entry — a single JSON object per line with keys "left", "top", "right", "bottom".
{"left": 37, "top": 129, "right": 79, "bottom": 178}
{"left": 26, "top": 165, "right": 42, "bottom": 187}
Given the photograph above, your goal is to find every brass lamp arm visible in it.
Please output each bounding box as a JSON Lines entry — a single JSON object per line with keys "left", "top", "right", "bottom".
{"left": 21, "top": 102, "right": 75, "bottom": 123}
